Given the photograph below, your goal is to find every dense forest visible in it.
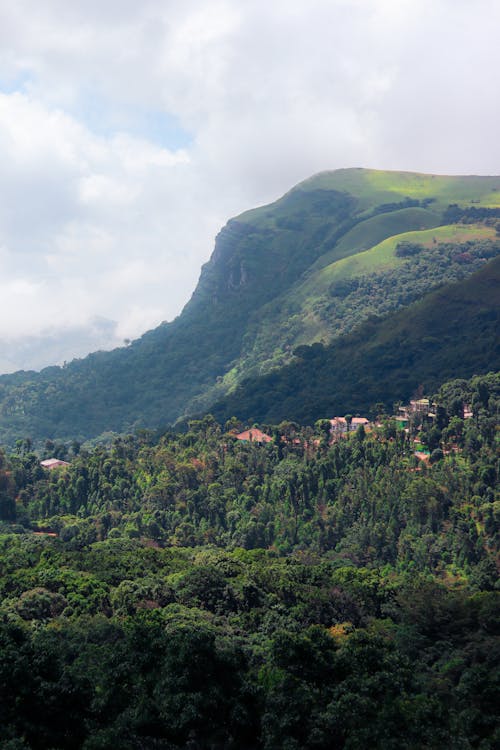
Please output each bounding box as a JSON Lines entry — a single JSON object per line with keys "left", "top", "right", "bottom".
{"left": 0, "top": 372, "right": 498, "bottom": 748}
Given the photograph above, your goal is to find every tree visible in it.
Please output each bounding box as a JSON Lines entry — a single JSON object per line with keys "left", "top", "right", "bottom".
{"left": 315, "top": 419, "right": 332, "bottom": 448}
{"left": 0, "top": 449, "right": 16, "bottom": 521}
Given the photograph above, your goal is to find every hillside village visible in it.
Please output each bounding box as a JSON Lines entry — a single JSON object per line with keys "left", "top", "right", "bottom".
{"left": 39, "top": 392, "right": 478, "bottom": 473}
{"left": 224, "top": 394, "right": 475, "bottom": 461}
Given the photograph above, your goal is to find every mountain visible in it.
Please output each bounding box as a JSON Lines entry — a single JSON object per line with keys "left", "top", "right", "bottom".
{"left": 0, "top": 168, "right": 499, "bottom": 445}
{"left": 0, "top": 317, "right": 121, "bottom": 375}
{"left": 209, "top": 255, "right": 500, "bottom": 424}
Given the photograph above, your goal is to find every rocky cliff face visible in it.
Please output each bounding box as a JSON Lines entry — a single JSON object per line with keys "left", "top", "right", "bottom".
{"left": 189, "top": 221, "right": 256, "bottom": 308}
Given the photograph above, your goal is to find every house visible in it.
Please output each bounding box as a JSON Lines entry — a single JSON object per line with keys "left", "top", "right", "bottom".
{"left": 396, "top": 398, "right": 435, "bottom": 426}
{"left": 409, "top": 398, "right": 431, "bottom": 414}
{"left": 330, "top": 417, "right": 370, "bottom": 435}
{"left": 40, "top": 458, "right": 70, "bottom": 470}
{"left": 234, "top": 428, "right": 273, "bottom": 444}
{"left": 414, "top": 451, "right": 430, "bottom": 463}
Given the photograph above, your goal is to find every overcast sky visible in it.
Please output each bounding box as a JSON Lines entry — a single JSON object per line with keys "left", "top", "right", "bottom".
{"left": 1, "top": 0, "right": 499, "bottom": 360}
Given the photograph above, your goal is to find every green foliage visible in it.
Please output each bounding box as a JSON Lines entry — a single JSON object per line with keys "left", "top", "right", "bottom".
{"left": 0, "top": 448, "right": 16, "bottom": 520}
{"left": 395, "top": 241, "right": 422, "bottom": 257}
{"left": 211, "top": 257, "right": 500, "bottom": 424}
{"left": 0, "top": 370, "right": 498, "bottom": 747}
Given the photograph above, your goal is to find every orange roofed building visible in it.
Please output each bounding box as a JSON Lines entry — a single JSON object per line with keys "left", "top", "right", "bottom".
{"left": 234, "top": 428, "right": 273, "bottom": 444}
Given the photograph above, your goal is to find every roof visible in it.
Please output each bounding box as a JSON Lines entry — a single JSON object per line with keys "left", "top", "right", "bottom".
{"left": 40, "top": 458, "right": 70, "bottom": 469}
{"left": 414, "top": 451, "right": 431, "bottom": 462}
{"left": 234, "top": 428, "right": 273, "bottom": 443}
{"left": 330, "top": 417, "right": 370, "bottom": 426}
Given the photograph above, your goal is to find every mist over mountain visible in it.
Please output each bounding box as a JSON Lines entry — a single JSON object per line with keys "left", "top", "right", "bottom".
{"left": 0, "top": 168, "right": 499, "bottom": 446}
{"left": 0, "top": 317, "right": 122, "bottom": 375}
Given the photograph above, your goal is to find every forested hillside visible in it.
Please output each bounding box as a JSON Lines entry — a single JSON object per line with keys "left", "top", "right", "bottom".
{"left": 210, "top": 256, "right": 500, "bottom": 424}
{"left": 0, "top": 372, "right": 498, "bottom": 748}
{"left": 0, "top": 169, "right": 499, "bottom": 445}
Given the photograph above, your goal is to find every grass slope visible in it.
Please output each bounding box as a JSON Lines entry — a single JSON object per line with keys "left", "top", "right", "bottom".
{"left": 298, "top": 168, "right": 500, "bottom": 208}
{"left": 309, "top": 206, "right": 442, "bottom": 270}
{"left": 308, "top": 223, "right": 496, "bottom": 288}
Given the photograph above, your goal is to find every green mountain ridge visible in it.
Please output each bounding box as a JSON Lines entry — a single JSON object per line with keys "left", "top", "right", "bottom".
{"left": 0, "top": 168, "right": 499, "bottom": 445}
{"left": 193, "top": 220, "right": 497, "bottom": 411}
{"left": 210, "top": 256, "right": 500, "bottom": 424}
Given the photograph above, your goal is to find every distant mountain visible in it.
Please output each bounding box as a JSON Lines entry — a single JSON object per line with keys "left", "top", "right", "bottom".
{"left": 0, "top": 317, "right": 121, "bottom": 375}
{"left": 0, "top": 168, "right": 499, "bottom": 445}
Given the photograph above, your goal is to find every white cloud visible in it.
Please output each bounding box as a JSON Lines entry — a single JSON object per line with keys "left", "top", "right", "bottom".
{"left": 0, "top": 0, "right": 499, "bottom": 365}
{"left": 0, "top": 88, "right": 209, "bottom": 345}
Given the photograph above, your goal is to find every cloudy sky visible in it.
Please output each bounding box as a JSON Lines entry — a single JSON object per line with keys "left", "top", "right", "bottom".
{"left": 1, "top": 0, "right": 499, "bottom": 368}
